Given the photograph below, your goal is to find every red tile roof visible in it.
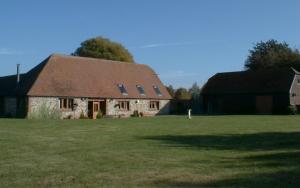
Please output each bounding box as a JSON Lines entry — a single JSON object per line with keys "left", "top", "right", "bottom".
{"left": 1, "top": 54, "right": 171, "bottom": 99}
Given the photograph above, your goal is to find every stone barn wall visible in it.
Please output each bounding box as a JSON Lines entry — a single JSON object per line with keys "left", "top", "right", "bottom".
{"left": 28, "top": 97, "right": 88, "bottom": 119}
{"left": 106, "top": 99, "right": 170, "bottom": 117}
{"left": 27, "top": 97, "right": 170, "bottom": 119}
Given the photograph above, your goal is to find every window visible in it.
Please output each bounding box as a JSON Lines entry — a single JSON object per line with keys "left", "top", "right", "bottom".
{"left": 153, "top": 85, "right": 162, "bottom": 96}
{"left": 118, "top": 101, "right": 130, "bottom": 111}
{"left": 118, "top": 84, "right": 128, "bottom": 95}
{"left": 149, "top": 101, "right": 160, "bottom": 110}
{"left": 68, "top": 99, "right": 74, "bottom": 109}
{"left": 136, "top": 85, "right": 146, "bottom": 96}
{"left": 60, "top": 98, "right": 74, "bottom": 111}
{"left": 61, "top": 98, "right": 67, "bottom": 109}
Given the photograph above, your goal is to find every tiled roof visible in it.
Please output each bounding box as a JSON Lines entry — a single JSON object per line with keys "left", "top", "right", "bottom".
{"left": 1, "top": 54, "right": 171, "bottom": 99}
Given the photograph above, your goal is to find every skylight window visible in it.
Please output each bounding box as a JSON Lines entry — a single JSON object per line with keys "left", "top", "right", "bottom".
{"left": 136, "top": 85, "right": 146, "bottom": 96}
{"left": 118, "top": 84, "right": 128, "bottom": 95}
{"left": 153, "top": 85, "right": 162, "bottom": 96}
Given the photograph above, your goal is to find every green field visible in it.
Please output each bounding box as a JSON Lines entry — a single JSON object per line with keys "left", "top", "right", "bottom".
{"left": 0, "top": 116, "right": 300, "bottom": 188}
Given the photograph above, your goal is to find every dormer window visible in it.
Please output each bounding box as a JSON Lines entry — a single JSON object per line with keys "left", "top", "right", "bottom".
{"left": 118, "top": 84, "right": 128, "bottom": 95}
{"left": 153, "top": 85, "right": 162, "bottom": 96}
{"left": 136, "top": 85, "right": 146, "bottom": 96}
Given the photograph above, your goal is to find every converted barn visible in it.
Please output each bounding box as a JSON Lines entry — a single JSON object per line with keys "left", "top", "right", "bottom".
{"left": 0, "top": 54, "right": 171, "bottom": 119}
{"left": 201, "top": 68, "right": 300, "bottom": 114}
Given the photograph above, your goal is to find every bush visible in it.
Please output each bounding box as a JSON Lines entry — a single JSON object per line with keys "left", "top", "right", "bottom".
{"left": 288, "top": 105, "right": 298, "bottom": 115}
{"left": 132, "top": 110, "right": 139, "bottom": 117}
{"left": 79, "top": 111, "right": 88, "bottom": 119}
{"left": 66, "top": 115, "right": 73, "bottom": 119}
{"left": 96, "top": 111, "right": 103, "bottom": 119}
{"left": 28, "top": 102, "right": 61, "bottom": 120}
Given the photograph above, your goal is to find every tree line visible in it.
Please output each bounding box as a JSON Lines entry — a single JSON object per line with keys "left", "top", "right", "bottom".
{"left": 165, "top": 83, "right": 202, "bottom": 114}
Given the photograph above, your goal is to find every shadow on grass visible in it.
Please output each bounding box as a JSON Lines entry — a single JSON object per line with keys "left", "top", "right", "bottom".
{"left": 141, "top": 132, "right": 300, "bottom": 187}
{"left": 142, "top": 132, "right": 300, "bottom": 151}
{"left": 152, "top": 168, "right": 300, "bottom": 188}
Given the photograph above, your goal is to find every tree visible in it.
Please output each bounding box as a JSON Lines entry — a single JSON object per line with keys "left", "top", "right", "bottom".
{"left": 189, "top": 82, "right": 201, "bottom": 99}
{"left": 166, "top": 85, "right": 175, "bottom": 98}
{"left": 189, "top": 82, "right": 202, "bottom": 114}
{"left": 73, "top": 37, "right": 134, "bottom": 63}
{"left": 174, "top": 88, "right": 191, "bottom": 100}
{"left": 245, "top": 39, "right": 300, "bottom": 70}
{"left": 173, "top": 87, "right": 191, "bottom": 114}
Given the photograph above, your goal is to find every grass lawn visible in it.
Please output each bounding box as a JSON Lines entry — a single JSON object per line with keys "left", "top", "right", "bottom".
{"left": 0, "top": 116, "right": 300, "bottom": 188}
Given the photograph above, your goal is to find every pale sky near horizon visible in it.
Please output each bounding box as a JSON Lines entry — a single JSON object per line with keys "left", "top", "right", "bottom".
{"left": 1, "top": 0, "right": 300, "bottom": 88}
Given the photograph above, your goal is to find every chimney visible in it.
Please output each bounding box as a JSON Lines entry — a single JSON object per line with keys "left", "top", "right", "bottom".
{"left": 17, "top": 64, "right": 20, "bottom": 84}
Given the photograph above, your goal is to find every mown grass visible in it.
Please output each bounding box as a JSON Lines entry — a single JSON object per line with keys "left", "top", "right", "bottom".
{"left": 0, "top": 116, "right": 300, "bottom": 188}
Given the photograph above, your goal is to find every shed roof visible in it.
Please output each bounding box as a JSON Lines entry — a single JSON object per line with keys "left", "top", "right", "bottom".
{"left": 201, "top": 68, "right": 298, "bottom": 95}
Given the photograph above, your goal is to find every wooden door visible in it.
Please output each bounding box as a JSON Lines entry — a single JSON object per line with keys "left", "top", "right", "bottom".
{"left": 93, "top": 102, "right": 100, "bottom": 119}
{"left": 256, "top": 96, "right": 273, "bottom": 114}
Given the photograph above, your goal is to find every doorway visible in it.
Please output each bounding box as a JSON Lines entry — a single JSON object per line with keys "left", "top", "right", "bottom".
{"left": 88, "top": 100, "right": 106, "bottom": 119}
{"left": 100, "top": 101, "right": 106, "bottom": 116}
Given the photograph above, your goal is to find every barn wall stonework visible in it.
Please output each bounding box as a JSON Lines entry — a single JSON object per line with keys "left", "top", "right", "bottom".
{"left": 58, "top": 98, "right": 88, "bottom": 119}
{"left": 106, "top": 99, "right": 170, "bottom": 117}
{"left": 28, "top": 97, "right": 88, "bottom": 119}
{"left": 28, "top": 97, "right": 170, "bottom": 119}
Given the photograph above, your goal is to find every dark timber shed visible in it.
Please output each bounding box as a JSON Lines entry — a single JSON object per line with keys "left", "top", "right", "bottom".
{"left": 201, "top": 68, "right": 300, "bottom": 114}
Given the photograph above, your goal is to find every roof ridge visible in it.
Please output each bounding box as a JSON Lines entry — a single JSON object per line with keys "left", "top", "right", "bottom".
{"left": 215, "top": 68, "right": 298, "bottom": 76}
{"left": 215, "top": 70, "right": 245, "bottom": 75}
{"left": 50, "top": 53, "right": 142, "bottom": 65}
{"left": 0, "top": 74, "right": 26, "bottom": 79}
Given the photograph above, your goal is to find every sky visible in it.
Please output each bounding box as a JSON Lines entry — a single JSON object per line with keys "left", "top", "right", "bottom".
{"left": 1, "top": 0, "right": 300, "bottom": 88}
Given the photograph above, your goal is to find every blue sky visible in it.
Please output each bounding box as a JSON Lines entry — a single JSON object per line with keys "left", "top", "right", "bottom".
{"left": 1, "top": 0, "right": 300, "bottom": 88}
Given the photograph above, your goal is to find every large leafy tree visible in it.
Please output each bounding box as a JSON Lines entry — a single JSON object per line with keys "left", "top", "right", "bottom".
{"left": 73, "top": 37, "right": 134, "bottom": 63}
{"left": 245, "top": 39, "right": 300, "bottom": 70}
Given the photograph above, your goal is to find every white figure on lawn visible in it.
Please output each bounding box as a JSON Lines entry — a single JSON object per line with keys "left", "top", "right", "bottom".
{"left": 188, "top": 109, "right": 192, "bottom": 119}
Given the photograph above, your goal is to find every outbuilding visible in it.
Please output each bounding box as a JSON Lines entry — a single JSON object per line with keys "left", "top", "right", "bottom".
{"left": 201, "top": 68, "right": 300, "bottom": 114}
